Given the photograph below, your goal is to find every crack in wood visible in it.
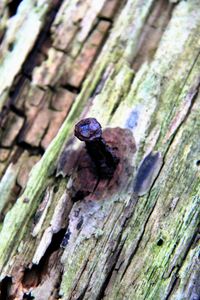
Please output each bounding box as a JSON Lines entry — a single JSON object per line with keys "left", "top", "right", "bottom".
{"left": 7, "top": 0, "right": 23, "bottom": 17}
{"left": 0, "top": 276, "right": 12, "bottom": 300}
{"left": 0, "top": 0, "right": 65, "bottom": 124}
{"left": 164, "top": 226, "right": 200, "bottom": 299}
{"left": 132, "top": 0, "right": 175, "bottom": 71}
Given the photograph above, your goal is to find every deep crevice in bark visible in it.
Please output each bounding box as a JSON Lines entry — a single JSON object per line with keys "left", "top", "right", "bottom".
{"left": 22, "top": 292, "right": 35, "bottom": 300}
{"left": 0, "top": 0, "right": 65, "bottom": 124}
{"left": 96, "top": 239, "right": 127, "bottom": 300}
{"left": 164, "top": 226, "right": 200, "bottom": 300}
{"left": 22, "top": 228, "right": 66, "bottom": 291}
{"left": 0, "top": 276, "right": 12, "bottom": 300}
{"left": 61, "top": 84, "right": 81, "bottom": 95}
{"left": 16, "top": 141, "right": 44, "bottom": 156}
{"left": 8, "top": 0, "right": 23, "bottom": 17}
{"left": 132, "top": 0, "right": 175, "bottom": 71}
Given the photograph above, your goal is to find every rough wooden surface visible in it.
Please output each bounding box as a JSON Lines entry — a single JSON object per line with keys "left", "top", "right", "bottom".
{"left": 0, "top": 0, "right": 199, "bottom": 299}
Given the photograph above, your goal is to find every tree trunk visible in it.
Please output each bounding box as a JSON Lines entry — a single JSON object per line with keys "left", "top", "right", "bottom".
{"left": 0, "top": 0, "right": 199, "bottom": 299}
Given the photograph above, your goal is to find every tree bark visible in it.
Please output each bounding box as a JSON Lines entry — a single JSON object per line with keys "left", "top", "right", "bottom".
{"left": 0, "top": 0, "right": 199, "bottom": 299}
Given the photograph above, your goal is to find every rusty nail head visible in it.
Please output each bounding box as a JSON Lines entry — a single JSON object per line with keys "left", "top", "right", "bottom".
{"left": 74, "top": 118, "right": 102, "bottom": 142}
{"left": 74, "top": 118, "right": 119, "bottom": 178}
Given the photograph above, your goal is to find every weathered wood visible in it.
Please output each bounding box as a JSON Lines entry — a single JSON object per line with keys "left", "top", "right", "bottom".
{"left": 0, "top": 0, "right": 199, "bottom": 299}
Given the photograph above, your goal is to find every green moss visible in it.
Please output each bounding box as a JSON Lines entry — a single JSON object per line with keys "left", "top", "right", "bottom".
{"left": 0, "top": 47, "right": 111, "bottom": 273}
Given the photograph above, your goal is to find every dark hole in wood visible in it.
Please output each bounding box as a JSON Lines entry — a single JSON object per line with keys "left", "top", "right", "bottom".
{"left": 72, "top": 190, "right": 90, "bottom": 202}
{"left": 196, "top": 160, "right": 200, "bottom": 166}
{"left": 8, "top": 42, "right": 14, "bottom": 52}
{"left": 60, "top": 229, "right": 71, "bottom": 248}
{"left": 23, "top": 292, "right": 35, "bottom": 299}
{"left": 8, "top": 0, "right": 23, "bottom": 17}
{"left": 22, "top": 228, "right": 66, "bottom": 289}
{"left": 157, "top": 238, "right": 164, "bottom": 246}
{"left": 53, "top": 185, "right": 59, "bottom": 193}
{"left": 0, "top": 276, "right": 12, "bottom": 300}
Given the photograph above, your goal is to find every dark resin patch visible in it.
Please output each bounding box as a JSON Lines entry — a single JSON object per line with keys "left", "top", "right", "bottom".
{"left": 134, "top": 152, "right": 163, "bottom": 196}
{"left": 126, "top": 110, "right": 139, "bottom": 129}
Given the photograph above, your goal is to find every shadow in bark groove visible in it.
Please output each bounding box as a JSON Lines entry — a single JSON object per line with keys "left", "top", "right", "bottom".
{"left": 8, "top": 0, "right": 23, "bottom": 17}
{"left": 0, "top": 0, "right": 65, "bottom": 125}
{"left": 21, "top": 228, "right": 66, "bottom": 297}
{"left": 23, "top": 229, "right": 65, "bottom": 285}
{"left": 0, "top": 276, "right": 12, "bottom": 300}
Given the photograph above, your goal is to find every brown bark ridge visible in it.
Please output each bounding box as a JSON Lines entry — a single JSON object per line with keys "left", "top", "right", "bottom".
{"left": 0, "top": 0, "right": 199, "bottom": 299}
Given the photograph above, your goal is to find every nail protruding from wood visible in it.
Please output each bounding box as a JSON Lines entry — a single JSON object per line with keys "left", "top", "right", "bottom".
{"left": 74, "top": 118, "right": 119, "bottom": 178}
